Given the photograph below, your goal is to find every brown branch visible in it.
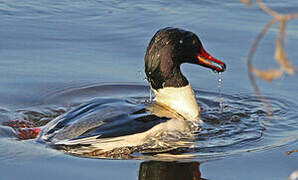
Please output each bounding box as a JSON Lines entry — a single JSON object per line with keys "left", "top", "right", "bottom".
{"left": 240, "top": 0, "right": 252, "bottom": 6}
{"left": 247, "top": 18, "right": 278, "bottom": 115}
{"left": 286, "top": 149, "right": 298, "bottom": 155}
{"left": 284, "top": 13, "right": 298, "bottom": 21}
{"left": 275, "top": 20, "right": 295, "bottom": 75}
{"left": 256, "top": 0, "right": 282, "bottom": 19}
{"left": 256, "top": 0, "right": 298, "bottom": 21}
{"left": 244, "top": 0, "right": 298, "bottom": 115}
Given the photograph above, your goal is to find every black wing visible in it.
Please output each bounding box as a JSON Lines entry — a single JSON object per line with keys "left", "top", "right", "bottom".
{"left": 44, "top": 98, "right": 169, "bottom": 142}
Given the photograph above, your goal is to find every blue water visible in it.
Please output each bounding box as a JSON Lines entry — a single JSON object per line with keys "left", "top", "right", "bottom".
{"left": 0, "top": 0, "right": 298, "bottom": 179}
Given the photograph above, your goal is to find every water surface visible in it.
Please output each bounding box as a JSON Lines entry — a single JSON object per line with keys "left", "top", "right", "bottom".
{"left": 0, "top": 0, "right": 298, "bottom": 179}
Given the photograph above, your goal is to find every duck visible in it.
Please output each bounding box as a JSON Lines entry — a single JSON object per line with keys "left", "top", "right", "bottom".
{"left": 23, "top": 27, "right": 226, "bottom": 158}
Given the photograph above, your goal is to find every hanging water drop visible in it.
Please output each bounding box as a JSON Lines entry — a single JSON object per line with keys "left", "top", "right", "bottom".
{"left": 145, "top": 77, "right": 153, "bottom": 104}
{"left": 218, "top": 72, "right": 224, "bottom": 112}
{"left": 137, "top": 69, "right": 146, "bottom": 81}
{"left": 149, "top": 88, "right": 153, "bottom": 103}
{"left": 213, "top": 69, "right": 218, "bottom": 74}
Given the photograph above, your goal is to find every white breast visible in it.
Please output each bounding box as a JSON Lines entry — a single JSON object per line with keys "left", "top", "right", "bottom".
{"left": 153, "top": 84, "right": 202, "bottom": 122}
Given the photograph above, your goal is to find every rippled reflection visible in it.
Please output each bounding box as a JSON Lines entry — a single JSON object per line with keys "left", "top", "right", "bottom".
{"left": 139, "top": 161, "right": 206, "bottom": 180}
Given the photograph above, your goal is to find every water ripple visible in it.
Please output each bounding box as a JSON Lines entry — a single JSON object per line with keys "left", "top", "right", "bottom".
{"left": 1, "top": 84, "right": 297, "bottom": 160}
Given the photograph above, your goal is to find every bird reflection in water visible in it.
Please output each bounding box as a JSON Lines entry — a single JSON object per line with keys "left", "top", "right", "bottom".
{"left": 138, "top": 161, "right": 206, "bottom": 180}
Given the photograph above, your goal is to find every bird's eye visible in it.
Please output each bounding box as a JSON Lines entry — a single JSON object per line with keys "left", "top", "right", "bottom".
{"left": 179, "top": 39, "right": 183, "bottom": 44}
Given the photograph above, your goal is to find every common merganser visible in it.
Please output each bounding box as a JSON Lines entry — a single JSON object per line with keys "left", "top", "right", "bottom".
{"left": 8, "top": 27, "right": 226, "bottom": 158}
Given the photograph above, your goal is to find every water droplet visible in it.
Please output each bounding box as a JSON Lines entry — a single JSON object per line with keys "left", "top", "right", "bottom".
{"left": 217, "top": 72, "right": 224, "bottom": 112}
{"left": 137, "top": 69, "right": 146, "bottom": 81}
{"left": 143, "top": 77, "right": 154, "bottom": 103}
{"left": 149, "top": 88, "right": 153, "bottom": 103}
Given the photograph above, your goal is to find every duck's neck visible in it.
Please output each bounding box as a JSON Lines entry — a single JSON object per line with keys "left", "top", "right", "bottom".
{"left": 153, "top": 84, "right": 200, "bottom": 121}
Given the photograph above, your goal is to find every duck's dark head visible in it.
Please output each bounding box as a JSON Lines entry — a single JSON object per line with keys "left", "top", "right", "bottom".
{"left": 145, "top": 27, "right": 226, "bottom": 90}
